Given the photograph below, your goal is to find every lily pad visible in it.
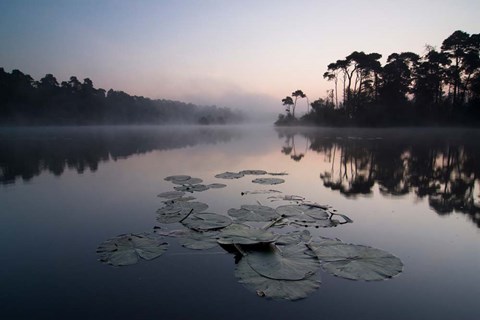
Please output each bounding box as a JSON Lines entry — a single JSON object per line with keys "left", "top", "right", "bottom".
{"left": 268, "top": 195, "right": 305, "bottom": 202}
{"left": 276, "top": 230, "right": 312, "bottom": 245}
{"left": 307, "top": 238, "right": 403, "bottom": 281}
{"left": 162, "top": 196, "right": 196, "bottom": 205}
{"left": 174, "top": 184, "right": 210, "bottom": 193}
{"left": 217, "top": 227, "right": 277, "bottom": 245}
{"left": 228, "top": 205, "right": 279, "bottom": 222}
{"left": 252, "top": 178, "right": 285, "bottom": 185}
{"left": 97, "top": 233, "right": 168, "bottom": 266}
{"left": 156, "top": 201, "right": 208, "bottom": 223}
{"left": 182, "top": 212, "right": 233, "bottom": 231}
{"left": 160, "top": 229, "right": 220, "bottom": 250}
{"left": 276, "top": 204, "right": 330, "bottom": 221}
{"left": 206, "top": 183, "right": 227, "bottom": 189}
{"left": 267, "top": 172, "right": 289, "bottom": 176}
{"left": 235, "top": 258, "right": 320, "bottom": 300}
{"left": 239, "top": 170, "right": 267, "bottom": 175}
{"left": 165, "top": 175, "right": 191, "bottom": 182}
{"left": 171, "top": 177, "right": 203, "bottom": 185}
{"left": 246, "top": 244, "right": 321, "bottom": 280}
{"left": 215, "top": 172, "right": 244, "bottom": 179}
{"left": 241, "top": 189, "right": 282, "bottom": 195}
{"left": 157, "top": 190, "right": 186, "bottom": 199}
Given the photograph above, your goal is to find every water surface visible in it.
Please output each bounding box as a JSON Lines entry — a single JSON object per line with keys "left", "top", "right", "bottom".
{"left": 1, "top": 126, "right": 479, "bottom": 319}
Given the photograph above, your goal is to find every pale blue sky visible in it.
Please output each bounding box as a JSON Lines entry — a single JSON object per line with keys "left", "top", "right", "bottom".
{"left": 1, "top": 0, "right": 479, "bottom": 114}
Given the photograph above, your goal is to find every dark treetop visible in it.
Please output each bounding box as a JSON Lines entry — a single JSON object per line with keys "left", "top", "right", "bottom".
{"left": 277, "top": 30, "right": 480, "bottom": 127}
{"left": 0, "top": 69, "right": 245, "bottom": 125}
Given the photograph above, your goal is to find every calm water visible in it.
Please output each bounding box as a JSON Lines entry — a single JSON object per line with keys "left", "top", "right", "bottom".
{"left": 0, "top": 125, "right": 479, "bottom": 320}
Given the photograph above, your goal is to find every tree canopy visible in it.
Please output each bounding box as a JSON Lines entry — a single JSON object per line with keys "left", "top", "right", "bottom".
{"left": 276, "top": 30, "right": 480, "bottom": 127}
{"left": 0, "top": 69, "right": 245, "bottom": 125}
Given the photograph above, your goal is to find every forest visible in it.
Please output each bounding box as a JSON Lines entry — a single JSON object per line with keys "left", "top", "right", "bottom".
{"left": 277, "top": 30, "right": 480, "bottom": 126}
{"left": 0, "top": 69, "right": 245, "bottom": 125}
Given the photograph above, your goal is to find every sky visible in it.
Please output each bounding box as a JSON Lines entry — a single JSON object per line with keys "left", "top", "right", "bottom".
{"left": 1, "top": 0, "right": 479, "bottom": 116}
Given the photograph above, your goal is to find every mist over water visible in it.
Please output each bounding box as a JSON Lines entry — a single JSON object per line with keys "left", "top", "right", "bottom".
{"left": 0, "top": 125, "right": 478, "bottom": 319}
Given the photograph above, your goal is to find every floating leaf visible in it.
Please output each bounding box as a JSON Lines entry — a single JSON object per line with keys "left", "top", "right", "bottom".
{"left": 239, "top": 170, "right": 267, "bottom": 175}
{"left": 97, "top": 233, "right": 168, "bottom": 266}
{"left": 252, "top": 178, "right": 285, "bottom": 185}
{"left": 235, "top": 258, "right": 320, "bottom": 300}
{"left": 228, "top": 205, "right": 279, "bottom": 222}
{"left": 162, "top": 196, "right": 196, "bottom": 205}
{"left": 157, "top": 191, "right": 186, "bottom": 199}
{"left": 171, "top": 177, "right": 203, "bottom": 185}
{"left": 276, "top": 230, "right": 312, "bottom": 245}
{"left": 160, "top": 229, "right": 220, "bottom": 250}
{"left": 241, "top": 189, "right": 282, "bottom": 195}
{"left": 215, "top": 172, "right": 244, "bottom": 179}
{"left": 276, "top": 204, "right": 330, "bottom": 221}
{"left": 245, "top": 244, "right": 320, "bottom": 281}
{"left": 217, "top": 227, "right": 277, "bottom": 245}
{"left": 206, "top": 183, "right": 227, "bottom": 189}
{"left": 164, "top": 175, "right": 191, "bottom": 182}
{"left": 268, "top": 195, "right": 305, "bottom": 202}
{"left": 156, "top": 201, "right": 208, "bottom": 223}
{"left": 307, "top": 238, "right": 403, "bottom": 281}
{"left": 182, "top": 212, "right": 233, "bottom": 231}
{"left": 174, "top": 184, "right": 210, "bottom": 193}
{"left": 267, "top": 172, "right": 288, "bottom": 176}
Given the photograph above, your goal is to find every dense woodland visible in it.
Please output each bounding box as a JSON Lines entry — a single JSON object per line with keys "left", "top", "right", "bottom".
{"left": 277, "top": 30, "right": 480, "bottom": 126}
{"left": 0, "top": 69, "right": 245, "bottom": 125}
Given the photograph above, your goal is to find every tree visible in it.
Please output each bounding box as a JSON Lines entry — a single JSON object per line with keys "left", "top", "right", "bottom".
{"left": 281, "top": 96, "right": 294, "bottom": 115}
{"left": 291, "top": 89, "right": 306, "bottom": 118}
{"left": 440, "top": 31, "right": 480, "bottom": 104}
{"left": 379, "top": 52, "right": 419, "bottom": 106}
{"left": 413, "top": 47, "right": 450, "bottom": 108}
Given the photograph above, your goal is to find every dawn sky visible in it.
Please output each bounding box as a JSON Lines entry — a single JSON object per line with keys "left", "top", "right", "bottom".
{"left": 1, "top": 0, "right": 479, "bottom": 115}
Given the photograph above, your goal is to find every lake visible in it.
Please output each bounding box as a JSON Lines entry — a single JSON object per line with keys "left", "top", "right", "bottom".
{"left": 0, "top": 125, "right": 479, "bottom": 320}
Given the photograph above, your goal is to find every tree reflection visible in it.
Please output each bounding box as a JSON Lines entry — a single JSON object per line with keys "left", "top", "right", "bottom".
{"left": 277, "top": 128, "right": 480, "bottom": 228}
{"left": 0, "top": 127, "right": 239, "bottom": 185}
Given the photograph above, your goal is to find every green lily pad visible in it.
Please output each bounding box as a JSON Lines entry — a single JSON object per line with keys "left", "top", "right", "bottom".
{"left": 206, "top": 183, "right": 227, "bottom": 189}
{"left": 252, "top": 178, "right": 285, "bottom": 185}
{"left": 235, "top": 258, "right": 320, "bottom": 300}
{"left": 267, "top": 172, "right": 289, "bottom": 176}
{"left": 215, "top": 172, "right": 244, "bottom": 179}
{"left": 239, "top": 170, "right": 267, "bottom": 175}
{"left": 160, "top": 229, "right": 220, "bottom": 250}
{"left": 276, "top": 204, "right": 330, "bottom": 221}
{"left": 157, "top": 191, "right": 186, "bottom": 199}
{"left": 171, "top": 177, "right": 203, "bottom": 185}
{"left": 162, "top": 196, "right": 196, "bottom": 205}
{"left": 217, "top": 227, "right": 277, "bottom": 245}
{"left": 268, "top": 195, "right": 305, "bottom": 202}
{"left": 97, "top": 233, "right": 168, "bottom": 266}
{"left": 165, "top": 175, "right": 191, "bottom": 182}
{"left": 276, "top": 230, "right": 312, "bottom": 245}
{"left": 156, "top": 201, "right": 208, "bottom": 223}
{"left": 174, "top": 184, "right": 210, "bottom": 193}
{"left": 182, "top": 212, "right": 233, "bottom": 231}
{"left": 245, "top": 244, "right": 321, "bottom": 280}
{"left": 228, "top": 205, "right": 279, "bottom": 222}
{"left": 307, "top": 238, "right": 403, "bottom": 281}
{"left": 241, "top": 189, "right": 282, "bottom": 195}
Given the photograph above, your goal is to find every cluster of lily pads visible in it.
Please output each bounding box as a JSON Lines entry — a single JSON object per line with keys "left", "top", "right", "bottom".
{"left": 97, "top": 170, "right": 403, "bottom": 301}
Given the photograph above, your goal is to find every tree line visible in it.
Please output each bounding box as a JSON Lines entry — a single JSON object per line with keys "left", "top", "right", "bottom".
{"left": 0, "top": 69, "right": 245, "bottom": 125}
{"left": 277, "top": 30, "right": 480, "bottom": 126}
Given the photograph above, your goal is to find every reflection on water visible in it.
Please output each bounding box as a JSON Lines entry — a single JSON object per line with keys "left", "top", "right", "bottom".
{"left": 277, "top": 128, "right": 480, "bottom": 228}
{"left": 0, "top": 126, "right": 241, "bottom": 184}
{"left": 1, "top": 125, "right": 479, "bottom": 319}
